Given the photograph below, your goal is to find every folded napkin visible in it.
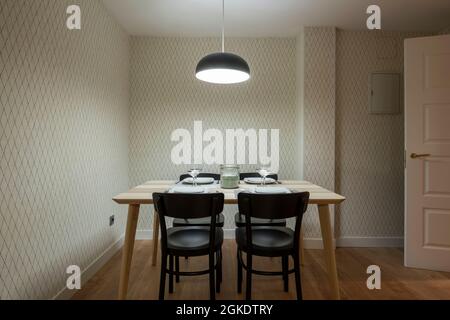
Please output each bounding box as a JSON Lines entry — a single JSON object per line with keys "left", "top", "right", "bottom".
{"left": 181, "top": 177, "right": 215, "bottom": 185}
{"left": 235, "top": 187, "right": 291, "bottom": 195}
{"left": 170, "top": 186, "right": 206, "bottom": 194}
{"left": 243, "top": 177, "right": 277, "bottom": 185}
{"left": 254, "top": 187, "right": 290, "bottom": 194}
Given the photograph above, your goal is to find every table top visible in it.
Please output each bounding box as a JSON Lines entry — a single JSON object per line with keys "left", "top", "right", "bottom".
{"left": 113, "top": 180, "right": 345, "bottom": 206}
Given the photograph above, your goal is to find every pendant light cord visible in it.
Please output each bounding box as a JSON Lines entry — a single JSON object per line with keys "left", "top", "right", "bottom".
{"left": 222, "top": 0, "right": 225, "bottom": 53}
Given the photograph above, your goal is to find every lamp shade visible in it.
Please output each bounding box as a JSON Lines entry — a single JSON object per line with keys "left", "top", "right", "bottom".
{"left": 195, "top": 52, "right": 250, "bottom": 84}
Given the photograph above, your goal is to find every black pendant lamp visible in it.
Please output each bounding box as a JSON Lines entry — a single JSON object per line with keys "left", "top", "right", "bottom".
{"left": 195, "top": 0, "right": 250, "bottom": 84}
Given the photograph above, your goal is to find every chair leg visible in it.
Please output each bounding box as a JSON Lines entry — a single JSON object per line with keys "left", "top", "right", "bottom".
{"left": 175, "top": 256, "right": 180, "bottom": 283}
{"left": 282, "top": 255, "right": 289, "bottom": 292}
{"left": 169, "top": 255, "right": 174, "bottom": 294}
{"left": 237, "top": 250, "right": 242, "bottom": 294}
{"left": 293, "top": 253, "right": 303, "bottom": 300}
{"left": 246, "top": 253, "right": 252, "bottom": 300}
{"left": 209, "top": 253, "right": 216, "bottom": 300}
{"left": 220, "top": 249, "right": 223, "bottom": 284}
{"left": 159, "top": 252, "right": 167, "bottom": 300}
{"left": 300, "top": 227, "right": 305, "bottom": 266}
{"left": 216, "top": 251, "right": 221, "bottom": 293}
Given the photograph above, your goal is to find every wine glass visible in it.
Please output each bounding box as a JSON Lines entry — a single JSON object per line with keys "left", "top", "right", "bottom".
{"left": 256, "top": 166, "right": 271, "bottom": 186}
{"left": 188, "top": 168, "right": 202, "bottom": 187}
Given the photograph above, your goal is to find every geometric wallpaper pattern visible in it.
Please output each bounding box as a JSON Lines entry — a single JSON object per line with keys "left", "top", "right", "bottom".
{"left": 335, "top": 30, "right": 429, "bottom": 237}
{"left": 0, "top": 0, "right": 129, "bottom": 299}
{"left": 129, "top": 37, "right": 298, "bottom": 230}
{"left": 0, "top": 0, "right": 444, "bottom": 301}
{"left": 303, "top": 27, "right": 336, "bottom": 238}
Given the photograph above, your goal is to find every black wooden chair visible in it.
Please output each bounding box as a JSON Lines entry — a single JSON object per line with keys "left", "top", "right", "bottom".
{"left": 153, "top": 192, "right": 225, "bottom": 300}
{"left": 173, "top": 173, "right": 224, "bottom": 228}
{"left": 235, "top": 192, "right": 309, "bottom": 300}
{"left": 235, "top": 173, "right": 286, "bottom": 227}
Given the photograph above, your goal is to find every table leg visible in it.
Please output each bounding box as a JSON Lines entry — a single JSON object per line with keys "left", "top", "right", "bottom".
{"left": 152, "top": 210, "right": 160, "bottom": 266}
{"left": 118, "top": 204, "right": 140, "bottom": 300}
{"left": 318, "top": 204, "right": 340, "bottom": 300}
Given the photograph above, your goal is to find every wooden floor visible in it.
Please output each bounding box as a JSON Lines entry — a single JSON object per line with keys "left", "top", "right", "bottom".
{"left": 73, "top": 240, "right": 450, "bottom": 300}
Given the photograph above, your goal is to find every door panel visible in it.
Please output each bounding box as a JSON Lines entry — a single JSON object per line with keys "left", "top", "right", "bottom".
{"left": 424, "top": 208, "right": 450, "bottom": 249}
{"left": 405, "top": 34, "right": 450, "bottom": 272}
{"left": 424, "top": 158, "right": 450, "bottom": 195}
{"left": 424, "top": 104, "right": 450, "bottom": 143}
{"left": 425, "top": 53, "right": 450, "bottom": 89}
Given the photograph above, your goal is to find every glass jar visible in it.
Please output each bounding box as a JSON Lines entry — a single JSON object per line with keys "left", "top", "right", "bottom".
{"left": 220, "top": 165, "right": 240, "bottom": 189}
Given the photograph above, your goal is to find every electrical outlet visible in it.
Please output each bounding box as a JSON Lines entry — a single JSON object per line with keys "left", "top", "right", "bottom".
{"left": 109, "top": 215, "right": 115, "bottom": 226}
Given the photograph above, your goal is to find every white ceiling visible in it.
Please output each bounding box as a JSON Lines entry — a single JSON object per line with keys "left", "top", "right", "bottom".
{"left": 102, "top": 0, "right": 450, "bottom": 37}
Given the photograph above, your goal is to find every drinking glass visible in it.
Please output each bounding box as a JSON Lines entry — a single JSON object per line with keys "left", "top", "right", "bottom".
{"left": 188, "top": 168, "right": 202, "bottom": 186}
{"left": 256, "top": 166, "right": 271, "bottom": 186}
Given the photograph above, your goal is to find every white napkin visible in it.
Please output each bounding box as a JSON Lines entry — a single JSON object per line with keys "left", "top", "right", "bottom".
{"left": 182, "top": 177, "right": 215, "bottom": 185}
{"left": 244, "top": 177, "right": 276, "bottom": 185}
{"left": 170, "top": 186, "right": 206, "bottom": 194}
{"left": 254, "top": 187, "right": 290, "bottom": 194}
{"left": 235, "top": 187, "right": 290, "bottom": 195}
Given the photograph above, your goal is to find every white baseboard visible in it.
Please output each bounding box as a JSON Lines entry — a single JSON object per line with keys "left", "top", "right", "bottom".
{"left": 224, "top": 229, "right": 235, "bottom": 239}
{"left": 136, "top": 230, "right": 403, "bottom": 248}
{"left": 302, "top": 236, "right": 403, "bottom": 249}
{"left": 336, "top": 236, "right": 404, "bottom": 248}
{"left": 135, "top": 229, "right": 236, "bottom": 240}
{"left": 53, "top": 235, "right": 124, "bottom": 300}
{"left": 136, "top": 229, "right": 153, "bottom": 240}
{"left": 302, "top": 238, "right": 334, "bottom": 249}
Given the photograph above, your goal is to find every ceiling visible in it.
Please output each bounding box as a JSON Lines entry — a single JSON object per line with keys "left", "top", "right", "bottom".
{"left": 102, "top": 0, "right": 450, "bottom": 37}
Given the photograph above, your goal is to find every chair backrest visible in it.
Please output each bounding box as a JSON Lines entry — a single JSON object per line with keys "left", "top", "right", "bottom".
{"left": 240, "top": 172, "right": 279, "bottom": 181}
{"left": 153, "top": 192, "right": 225, "bottom": 253}
{"left": 238, "top": 192, "right": 309, "bottom": 220}
{"left": 179, "top": 173, "right": 221, "bottom": 182}
{"left": 237, "top": 192, "right": 309, "bottom": 251}
{"left": 154, "top": 192, "right": 224, "bottom": 220}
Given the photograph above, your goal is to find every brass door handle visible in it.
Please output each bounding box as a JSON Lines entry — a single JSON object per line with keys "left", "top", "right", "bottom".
{"left": 411, "top": 153, "right": 431, "bottom": 159}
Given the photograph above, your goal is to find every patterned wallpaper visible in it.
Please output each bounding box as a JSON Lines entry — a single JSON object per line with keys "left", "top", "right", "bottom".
{"left": 129, "top": 37, "right": 299, "bottom": 229}
{"left": 0, "top": 0, "right": 442, "bottom": 300}
{"left": 335, "top": 30, "right": 429, "bottom": 238}
{"left": 0, "top": 0, "right": 129, "bottom": 299}
{"left": 302, "top": 27, "right": 336, "bottom": 238}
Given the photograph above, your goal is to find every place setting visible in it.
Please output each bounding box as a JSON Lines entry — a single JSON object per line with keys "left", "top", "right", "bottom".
{"left": 170, "top": 168, "right": 219, "bottom": 194}
{"left": 238, "top": 166, "right": 291, "bottom": 195}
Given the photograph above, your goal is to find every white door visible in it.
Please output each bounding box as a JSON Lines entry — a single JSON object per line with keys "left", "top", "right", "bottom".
{"left": 405, "top": 34, "right": 450, "bottom": 272}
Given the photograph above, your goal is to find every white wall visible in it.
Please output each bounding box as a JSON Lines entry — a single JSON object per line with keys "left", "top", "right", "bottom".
{"left": 129, "top": 37, "right": 299, "bottom": 230}
{"left": 335, "top": 30, "right": 426, "bottom": 240}
{"left": 128, "top": 30, "right": 429, "bottom": 246}
{"left": 301, "top": 28, "right": 428, "bottom": 246}
{"left": 0, "top": 0, "right": 443, "bottom": 300}
{"left": 0, "top": 0, "right": 130, "bottom": 299}
{"left": 302, "top": 27, "right": 336, "bottom": 240}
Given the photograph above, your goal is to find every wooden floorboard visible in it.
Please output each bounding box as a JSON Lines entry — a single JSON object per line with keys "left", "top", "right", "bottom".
{"left": 72, "top": 240, "right": 450, "bottom": 300}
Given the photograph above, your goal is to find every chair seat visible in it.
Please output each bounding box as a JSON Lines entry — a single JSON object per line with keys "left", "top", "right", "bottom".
{"left": 173, "top": 214, "right": 225, "bottom": 228}
{"left": 236, "top": 227, "right": 294, "bottom": 256}
{"left": 234, "top": 213, "right": 286, "bottom": 227}
{"left": 167, "top": 227, "right": 223, "bottom": 254}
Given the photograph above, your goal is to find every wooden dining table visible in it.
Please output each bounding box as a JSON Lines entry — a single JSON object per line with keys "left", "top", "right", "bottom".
{"left": 113, "top": 180, "right": 345, "bottom": 300}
